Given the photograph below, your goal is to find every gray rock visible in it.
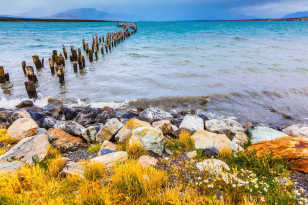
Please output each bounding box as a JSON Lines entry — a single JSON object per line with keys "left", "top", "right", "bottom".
{"left": 91, "top": 151, "right": 128, "bottom": 168}
{"left": 55, "top": 120, "right": 85, "bottom": 137}
{"left": 61, "top": 161, "right": 84, "bottom": 178}
{"left": 40, "top": 116, "right": 57, "bottom": 129}
{"left": 205, "top": 119, "right": 244, "bottom": 135}
{"left": 129, "top": 127, "right": 165, "bottom": 156}
{"left": 96, "top": 118, "right": 123, "bottom": 142}
{"left": 0, "top": 161, "right": 25, "bottom": 173}
{"left": 139, "top": 107, "right": 172, "bottom": 122}
{"left": 283, "top": 124, "right": 308, "bottom": 138}
{"left": 0, "top": 133, "right": 50, "bottom": 165}
{"left": 180, "top": 115, "right": 204, "bottom": 131}
{"left": 82, "top": 124, "right": 102, "bottom": 143}
{"left": 248, "top": 126, "right": 288, "bottom": 144}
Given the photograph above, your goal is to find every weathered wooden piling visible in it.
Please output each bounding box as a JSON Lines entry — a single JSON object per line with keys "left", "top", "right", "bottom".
{"left": 73, "top": 62, "right": 78, "bottom": 73}
{"left": 94, "top": 47, "right": 98, "bottom": 60}
{"left": 25, "top": 81, "right": 37, "bottom": 99}
{"left": 82, "top": 39, "right": 86, "bottom": 50}
{"left": 41, "top": 58, "right": 44, "bottom": 68}
{"left": 101, "top": 45, "right": 104, "bottom": 56}
{"left": 89, "top": 49, "right": 93, "bottom": 63}
{"left": 21, "top": 61, "right": 26, "bottom": 74}
{"left": 25, "top": 66, "right": 38, "bottom": 83}
{"left": 85, "top": 43, "right": 89, "bottom": 54}
{"left": 78, "top": 48, "right": 81, "bottom": 57}
{"left": 56, "top": 65, "right": 65, "bottom": 84}
{"left": 55, "top": 55, "right": 65, "bottom": 66}
{"left": 32, "top": 55, "right": 42, "bottom": 70}
{"left": 48, "top": 58, "right": 55, "bottom": 75}
{"left": 52, "top": 50, "right": 58, "bottom": 61}
{"left": 0, "top": 66, "right": 9, "bottom": 83}
{"left": 62, "top": 45, "right": 68, "bottom": 59}
{"left": 82, "top": 56, "right": 85, "bottom": 68}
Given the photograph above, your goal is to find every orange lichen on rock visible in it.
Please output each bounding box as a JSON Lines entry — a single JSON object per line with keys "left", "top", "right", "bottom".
{"left": 248, "top": 136, "right": 308, "bottom": 173}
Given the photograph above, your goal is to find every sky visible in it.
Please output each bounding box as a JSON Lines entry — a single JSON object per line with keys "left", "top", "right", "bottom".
{"left": 1, "top": 0, "right": 308, "bottom": 20}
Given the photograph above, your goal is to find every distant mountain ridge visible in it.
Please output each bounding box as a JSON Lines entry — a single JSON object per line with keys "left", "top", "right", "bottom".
{"left": 49, "top": 8, "right": 115, "bottom": 20}
{"left": 284, "top": 11, "right": 308, "bottom": 18}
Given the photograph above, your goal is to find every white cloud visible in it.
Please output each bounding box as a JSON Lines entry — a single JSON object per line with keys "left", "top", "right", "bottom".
{"left": 236, "top": 0, "right": 308, "bottom": 18}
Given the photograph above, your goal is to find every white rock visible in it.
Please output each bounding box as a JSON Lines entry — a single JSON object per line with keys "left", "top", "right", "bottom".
{"left": 205, "top": 119, "right": 244, "bottom": 134}
{"left": 96, "top": 118, "right": 123, "bottom": 141}
{"left": 91, "top": 151, "right": 128, "bottom": 168}
{"left": 8, "top": 118, "right": 38, "bottom": 140}
{"left": 283, "top": 124, "right": 308, "bottom": 138}
{"left": 139, "top": 107, "right": 172, "bottom": 122}
{"left": 180, "top": 115, "right": 204, "bottom": 131}
{"left": 196, "top": 159, "right": 230, "bottom": 174}
{"left": 0, "top": 161, "right": 24, "bottom": 173}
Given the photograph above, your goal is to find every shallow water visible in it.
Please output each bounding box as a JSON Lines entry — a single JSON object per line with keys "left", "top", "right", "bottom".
{"left": 1, "top": 21, "right": 308, "bottom": 126}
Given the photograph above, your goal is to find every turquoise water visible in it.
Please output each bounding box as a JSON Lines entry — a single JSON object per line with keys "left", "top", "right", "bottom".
{"left": 1, "top": 21, "right": 308, "bottom": 125}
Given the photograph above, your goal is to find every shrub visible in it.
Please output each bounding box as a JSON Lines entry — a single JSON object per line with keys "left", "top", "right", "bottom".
{"left": 84, "top": 162, "right": 106, "bottom": 181}
{"left": 87, "top": 144, "right": 102, "bottom": 154}
{"left": 165, "top": 130, "right": 194, "bottom": 155}
{"left": 127, "top": 141, "right": 147, "bottom": 160}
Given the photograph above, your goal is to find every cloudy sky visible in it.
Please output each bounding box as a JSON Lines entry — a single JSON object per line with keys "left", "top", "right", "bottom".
{"left": 1, "top": 0, "right": 308, "bottom": 20}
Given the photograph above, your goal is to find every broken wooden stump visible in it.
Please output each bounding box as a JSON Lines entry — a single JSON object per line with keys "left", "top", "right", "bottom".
{"left": 0, "top": 66, "right": 9, "bottom": 83}
{"left": 25, "top": 81, "right": 37, "bottom": 99}
{"left": 52, "top": 50, "right": 58, "bottom": 61}
{"left": 73, "top": 63, "right": 78, "bottom": 73}
{"left": 89, "top": 49, "right": 93, "bottom": 63}
{"left": 94, "top": 47, "right": 98, "bottom": 61}
{"left": 56, "top": 65, "right": 65, "bottom": 84}
{"left": 62, "top": 45, "right": 68, "bottom": 59}
{"left": 21, "top": 61, "right": 26, "bottom": 74}
{"left": 48, "top": 58, "right": 55, "bottom": 75}
{"left": 25, "top": 66, "right": 37, "bottom": 83}
{"left": 32, "top": 55, "right": 42, "bottom": 70}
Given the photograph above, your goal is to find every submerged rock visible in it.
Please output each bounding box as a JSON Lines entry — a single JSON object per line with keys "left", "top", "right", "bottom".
{"left": 205, "top": 119, "right": 244, "bottom": 135}
{"left": 96, "top": 118, "right": 123, "bottom": 142}
{"left": 91, "top": 151, "right": 128, "bottom": 168}
{"left": 180, "top": 115, "right": 204, "bottom": 131}
{"left": 55, "top": 121, "right": 85, "bottom": 137}
{"left": 192, "top": 130, "right": 233, "bottom": 154}
{"left": 248, "top": 126, "right": 287, "bottom": 144}
{"left": 283, "top": 124, "right": 308, "bottom": 138}
{"left": 115, "top": 118, "right": 151, "bottom": 142}
{"left": 0, "top": 161, "right": 25, "bottom": 173}
{"left": 48, "top": 128, "right": 84, "bottom": 152}
{"left": 248, "top": 136, "right": 308, "bottom": 173}
{"left": 0, "top": 133, "right": 50, "bottom": 165}
{"left": 130, "top": 127, "right": 165, "bottom": 156}
{"left": 8, "top": 118, "right": 38, "bottom": 140}
{"left": 139, "top": 107, "right": 172, "bottom": 122}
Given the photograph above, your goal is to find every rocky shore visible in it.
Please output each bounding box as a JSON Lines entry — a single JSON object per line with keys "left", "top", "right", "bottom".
{"left": 0, "top": 100, "right": 308, "bottom": 204}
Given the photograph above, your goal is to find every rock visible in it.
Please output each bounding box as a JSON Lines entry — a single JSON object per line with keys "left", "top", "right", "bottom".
{"left": 152, "top": 120, "right": 178, "bottom": 136}
{"left": 139, "top": 107, "right": 172, "bottom": 122}
{"left": 16, "top": 100, "right": 34, "bottom": 109}
{"left": 96, "top": 118, "right": 123, "bottom": 142}
{"left": 115, "top": 110, "right": 138, "bottom": 120}
{"left": 40, "top": 116, "right": 57, "bottom": 129}
{"left": 48, "top": 128, "right": 84, "bottom": 152}
{"left": 95, "top": 111, "right": 116, "bottom": 124}
{"left": 100, "top": 149, "right": 116, "bottom": 156}
{"left": 0, "top": 133, "right": 50, "bottom": 164}
{"left": 180, "top": 115, "right": 204, "bottom": 131}
{"left": 248, "top": 136, "right": 308, "bottom": 173}
{"left": 192, "top": 130, "right": 233, "bottom": 154}
{"left": 8, "top": 110, "right": 31, "bottom": 124}
{"left": 248, "top": 126, "right": 287, "bottom": 144}
{"left": 55, "top": 121, "right": 85, "bottom": 137}
{"left": 82, "top": 125, "right": 102, "bottom": 143}
{"left": 61, "top": 161, "right": 84, "bottom": 178}
{"left": 130, "top": 127, "right": 165, "bottom": 156}
{"left": 115, "top": 118, "right": 151, "bottom": 142}
{"left": 205, "top": 119, "right": 244, "bottom": 135}
{"left": 62, "top": 107, "right": 80, "bottom": 121}
{"left": 283, "top": 124, "right": 308, "bottom": 138}
{"left": 232, "top": 132, "right": 249, "bottom": 147}
{"left": 43, "top": 103, "right": 64, "bottom": 119}
{"left": 196, "top": 159, "right": 230, "bottom": 174}
{"left": 91, "top": 151, "right": 128, "bottom": 168}
{"left": 0, "top": 161, "right": 24, "bottom": 173}
{"left": 200, "top": 148, "right": 219, "bottom": 158}
{"left": 138, "top": 155, "right": 158, "bottom": 167}
{"left": 186, "top": 151, "right": 197, "bottom": 159}
{"left": 99, "top": 141, "right": 117, "bottom": 152}
{"left": 195, "top": 109, "right": 209, "bottom": 121}
{"left": 74, "top": 107, "right": 102, "bottom": 127}
{"left": 7, "top": 118, "right": 39, "bottom": 140}
{"left": 26, "top": 110, "right": 46, "bottom": 126}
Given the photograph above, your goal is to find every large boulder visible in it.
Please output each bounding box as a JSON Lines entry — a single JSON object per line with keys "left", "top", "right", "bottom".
{"left": 55, "top": 121, "right": 85, "bottom": 137}
{"left": 96, "top": 118, "right": 123, "bottom": 142}
{"left": 7, "top": 118, "right": 39, "bottom": 140}
{"left": 205, "top": 119, "right": 244, "bottom": 135}
{"left": 0, "top": 133, "right": 50, "bottom": 165}
{"left": 139, "top": 107, "right": 172, "bottom": 122}
{"left": 283, "top": 124, "right": 308, "bottom": 138}
{"left": 248, "top": 136, "right": 308, "bottom": 173}
{"left": 0, "top": 161, "right": 25, "bottom": 173}
{"left": 232, "top": 131, "right": 249, "bottom": 147}
{"left": 61, "top": 161, "right": 84, "bottom": 178}
{"left": 48, "top": 128, "right": 84, "bottom": 152}
{"left": 191, "top": 130, "right": 233, "bottom": 154}
{"left": 180, "top": 115, "right": 204, "bottom": 131}
{"left": 9, "top": 110, "right": 32, "bottom": 123}
{"left": 115, "top": 118, "right": 151, "bottom": 142}
{"left": 82, "top": 124, "right": 102, "bottom": 143}
{"left": 248, "top": 126, "right": 287, "bottom": 144}
{"left": 130, "top": 127, "right": 165, "bottom": 156}
{"left": 152, "top": 120, "right": 178, "bottom": 136}
{"left": 99, "top": 141, "right": 117, "bottom": 153}
{"left": 91, "top": 151, "right": 128, "bottom": 168}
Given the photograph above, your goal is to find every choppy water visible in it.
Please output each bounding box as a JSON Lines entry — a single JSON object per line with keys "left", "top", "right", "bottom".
{"left": 1, "top": 21, "right": 308, "bottom": 126}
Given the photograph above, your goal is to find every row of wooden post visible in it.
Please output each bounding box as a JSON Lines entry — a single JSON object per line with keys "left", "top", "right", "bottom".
{"left": 1, "top": 22, "right": 137, "bottom": 99}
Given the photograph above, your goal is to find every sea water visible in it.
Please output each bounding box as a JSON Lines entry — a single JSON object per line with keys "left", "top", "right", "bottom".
{"left": 1, "top": 21, "right": 308, "bottom": 126}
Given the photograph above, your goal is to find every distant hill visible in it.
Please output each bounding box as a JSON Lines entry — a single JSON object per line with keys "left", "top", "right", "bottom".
{"left": 49, "top": 8, "right": 114, "bottom": 20}
{"left": 284, "top": 11, "right": 308, "bottom": 18}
